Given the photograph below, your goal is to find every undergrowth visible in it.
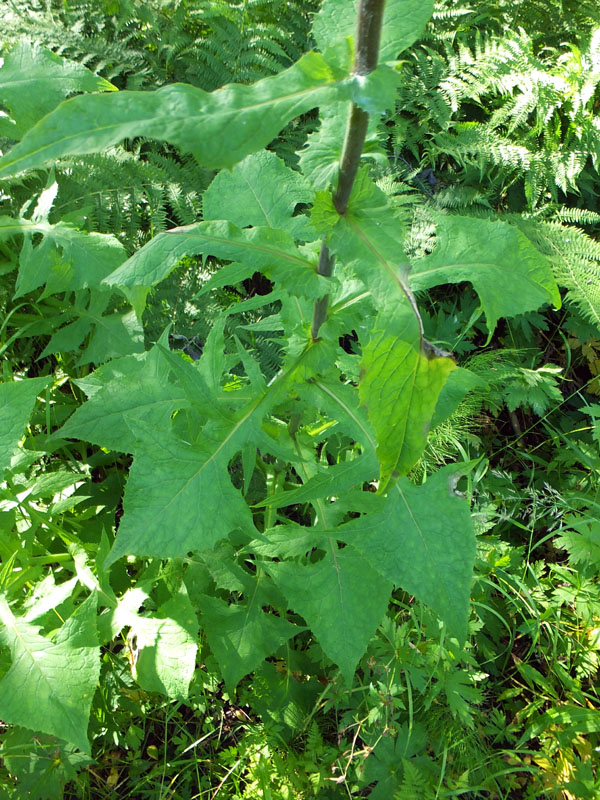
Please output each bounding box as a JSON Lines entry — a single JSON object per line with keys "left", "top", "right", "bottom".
{"left": 0, "top": 0, "right": 599, "bottom": 798}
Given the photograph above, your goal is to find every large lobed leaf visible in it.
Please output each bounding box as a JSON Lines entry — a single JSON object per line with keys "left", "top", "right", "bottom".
{"left": 130, "top": 589, "right": 198, "bottom": 700}
{"left": 103, "top": 221, "right": 328, "bottom": 313}
{"left": 309, "top": 381, "right": 476, "bottom": 646}
{"left": 0, "top": 40, "right": 115, "bottom": 139}
{"left": 0, "top": 594, "right": 100, "bottom": 752}
{"left": 0, "top": 52, "right": 395, "bottom": 179}
{"left": 410, "top": 215, "right": 561, "bottom": 333}
{"left": 0, "top": 217, "right": 127, "bottom": 298}
{"left": 268, "top": 546, "right": 392, "bottom": 684}
{"left": 339, "top": 466, "right": 477, "bottom": 645}
{"left": 104, "top": 417, "right": 258, "bottom": 565}
{"left": 57, "top": 346, "right": 188, "bottom": 454}
{"left": 198, "top": 591, "right": 299, "bottom": 692}
{"left": 203, "top": 151, "right": 313, "bottom": 240}
{"left": 324, "top": 176, "right": 456, "bottom": 484}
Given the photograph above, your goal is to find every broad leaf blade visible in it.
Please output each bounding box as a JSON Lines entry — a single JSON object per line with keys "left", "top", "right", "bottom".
{"left": 310, "top": 382, "right": 476, "bottom": 643}
{"left": 0, "top": 40, "right": 115, "bottom": 138}
{"left": 103, "top": 221, "right": 329, "bottom": 310}
{"left": 203, "top": 151, "right": 312, "bottom": 239}
{"left": 340, "top": 466, "right": 476, "bottom": 644}
{"left": 198, "top": 588, "right": 299, "bottom": 692}
{"left": 105, "top": 417, "right": 258, "bottom": 564}
{"left": 76, "top": 308, "right": 144, "bottom": 366}
{"left": 0, "top": 594, "right": 100, "bottom": 753}
{"left": 267, "top": 547, "right": 392, "bottom": 684}
{"left": 16, "top": 222, "right": 127, "bottom": 298}
{"left": 132, "top": 588, "right": 198, "bottom": 700}
{"left": 324, "top": 176, "right": 456, "bottom": 484}
{"left": 409, "top": 216, "right": 561, "bottom": 333}
{"left": 359, "top": 311, "right": 456, "bottom": 486}
{"left": 0, "top": 52, "right": 351, "bottom": 178}
{"left": 56, "top": 347, "right": 189, "bottom": 454}
{"left": 0, "top": 377, "right": 50, "bottom": 473}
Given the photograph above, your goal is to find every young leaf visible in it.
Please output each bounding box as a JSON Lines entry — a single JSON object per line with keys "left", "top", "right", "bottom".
{"left": 323, "top": 171, "right": 412, "bottom": 312}
{"left": 409, "top": 216, "right": 561, "bottom": 334}
{"left": 203, "top": 150, "right": 313, "bottom": 239}
{"left": 0, "top": 40, "right": 116, "bottom": 138}
{"left": 0, "top": 376, "right": 50, "bottom": 473}
{"left": 267, "top": 547, "right": 392, "bottom": 684}
{"left": 0, "top": 594, "right": 100, "bottom": 753}
{"left": 0, "top": 52, "right": 353, "bottom": 178}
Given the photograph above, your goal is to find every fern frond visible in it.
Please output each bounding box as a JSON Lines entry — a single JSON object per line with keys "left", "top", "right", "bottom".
{"left": 513, "top": 217, "right": 600, "bottom": 328}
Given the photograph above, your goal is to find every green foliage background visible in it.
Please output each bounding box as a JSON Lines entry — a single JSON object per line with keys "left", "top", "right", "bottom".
{"left": 0, "top": 0, "right": 599, "bottom": 798}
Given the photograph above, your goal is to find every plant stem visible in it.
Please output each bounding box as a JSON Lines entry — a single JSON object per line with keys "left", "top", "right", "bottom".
{"left": 311, "top": 0, "right": 386, "bottom": 341}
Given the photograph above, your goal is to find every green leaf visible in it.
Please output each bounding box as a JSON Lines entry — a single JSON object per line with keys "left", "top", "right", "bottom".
{"left": 306, "top": 380, "right": 474, "bottom": 642}
{"left": 0, "top": 40, "right": 115, "bottom": 138}
{"left": 23, "top": 576, "right": 78, "bottom": 623}
{"left": 56, "top": 347, "right": 188, "bottom": 454}
{"left": 76, "top": 308, "right": 144, "bottom": 366}
{"left": 555, "top": 517, "right": 600, "bottom": 568}
{"left": 0, "top": 728, "right": 91, "bottom": 800}
{"left": 359, "top": 309, "right": 456, "bottom": 486}
{"left": 409, "top": 216, "right": 561, "bottom": 334}
{"left": 325, "top": 171, "right": 411, "bottom": 312}
{"left": 131, "top": 588, "right": 198, "bottom": 700}
{"left": 312, "top": 0, "right": 434, "bottom": 64}
{"left": 256, "top": 453, "right": 377, "bottom": 509}
{"left": 322, "top": 174, "right": 455, "bottom": 483}
{"left": 203, "top": 151, "right": 313, "bottom": 240}
{"left": 518, "top": 705, "right": 600, "bottom": 746}
{"left": 15, "top": 222, "right": 127, "bottom": 298}
{"left": 267, "top": 547, "right": 392, "bottom": 684}
{"left": 198, "top": 587, "right": 299, "bottom": 692}
{"left": 503, "top": 364, "right": 563, "bottom": 416}
{"left": 0, "top": 594, "right": 100, "bottom": 753}
{"left": 103, "top": 221, "right": 329, "bottom": 311}
{"left": 98, "top": 586, "right": 149, "bottom": 644}
{"left": 443, "top": 670, "right": 482, "bottom": 726}
{"left": 105, "top": 417, "right": 258, "bottom": 564}
{"left": 0, "top": 216, "right": 126, "bottom": 299}
{"left": 339, "top": 465, "right": 476, "bottom": 644}
{"left": 0, "top": 377, "right": 50, "bottom": 473}
{"left": 0, "top": 51, "right": 353, "bottom": 179}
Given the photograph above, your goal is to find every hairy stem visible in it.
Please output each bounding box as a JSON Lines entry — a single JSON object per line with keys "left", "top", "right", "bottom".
{"left": 311, "top": 0, "right": 386, "bottom": 341}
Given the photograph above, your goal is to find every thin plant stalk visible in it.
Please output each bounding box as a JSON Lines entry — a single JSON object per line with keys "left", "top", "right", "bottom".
{"left": 311, "top": 0, "right": 386, "bottom": 341}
